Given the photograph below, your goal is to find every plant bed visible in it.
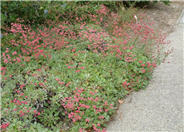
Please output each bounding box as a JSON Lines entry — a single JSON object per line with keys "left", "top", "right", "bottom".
{"left": 1, "top": 3, "right": 170, "bottom": 132}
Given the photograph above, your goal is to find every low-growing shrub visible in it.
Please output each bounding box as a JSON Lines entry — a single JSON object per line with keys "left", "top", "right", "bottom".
{"left": 1, "top": 3, "right": 170, "bottom": 132}
{"left": 122, "top": 0, "right": 170, "bottom": 8}
{"left": 1, "top": 1, "right": 124, "bottom": 29}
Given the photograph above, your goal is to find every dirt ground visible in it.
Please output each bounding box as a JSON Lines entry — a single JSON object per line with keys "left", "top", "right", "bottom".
{"left": 138, "top": 1, "right": 184, "bottom": 34}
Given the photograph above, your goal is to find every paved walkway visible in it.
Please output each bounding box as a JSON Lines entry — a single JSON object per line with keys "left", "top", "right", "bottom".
{"left": 107, "top": 11, "right": 183, "bottom": 132}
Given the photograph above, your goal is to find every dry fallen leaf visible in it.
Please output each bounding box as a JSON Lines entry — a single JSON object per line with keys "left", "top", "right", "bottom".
{"left": 118, "top": 100, "right": 124, "bottom": 104}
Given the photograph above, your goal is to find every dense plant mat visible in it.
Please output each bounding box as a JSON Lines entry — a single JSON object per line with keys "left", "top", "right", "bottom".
{"left": 1, "top": 3, "right": 171, "bottom": 132}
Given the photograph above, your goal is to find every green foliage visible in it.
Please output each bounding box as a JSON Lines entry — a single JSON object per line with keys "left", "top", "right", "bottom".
{"left": 1, "top": 2, "right": 169, "bottom": 131}
{"left": 123, "top": 0, "right": 170, "bottom": 8}
{"left": 2, "top": 1, "right": 48, "bottom": 25}
{"left": 1, "top": 0, "right": 170, "bottom": 29}
{"left": 1, "top": 23, "right": 157, "bottom": 131}
{"left": 1, "top": 1, "right": 123, "bottom": 28}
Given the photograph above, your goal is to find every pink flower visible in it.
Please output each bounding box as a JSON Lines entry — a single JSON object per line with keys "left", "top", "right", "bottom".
{"left": 102, "top": 128, "right": 106, "bottom": 132}
{"left": 75, "top": 70, "right": 80, "bottom": 73}
{"left": 80, "top": 67, "right": 85, "bottom": 70}
{"left": 79, "top": 128, "right": 84, "bottom": 132}
{"left": 59, "top": 81, "right": 65, "bottom": 85}
{"left": 72, "top": 119, "right": 76, "bottom": 122}
{"left": 89, "top": 91, "right": 95, "bottom": 95}
{"left": 20, "top": 93, "right": 24, "bottom": 96}
{"left": 5, "top": 48, "right": 9, "bottom": 53}
{"left": 65, "top": 82, "right": 71, "bottom": 87}
{"left": 20, "top": 84, "right": 25, "bottom": 89}
{"left": 85, "top": 105, "right": 90, "bottom": 109}
{"left": 122, "top": 81, "right": 127, "bottom": 87}
{"left": 141, "top": 69, "right": 146, "bottom": 73}
{"left": 152, "top": 63, "right": 156, "bottom": 67}
{"left": 12, "top": 51, "right": 17, "bottom": 55}
{"left": 147, "top": 62, "right": 151, "bottom": 67}
{"left": 16, "top": 57, "right": 21, "bottom": 63}
{"left": 68, "top": 66, "right": 72, "bottom": 69}
{"left": 0, "top": 122, "right": 10, "bottom": 129}
{"left": 16, "top": 90, "right": 20, "bottom": 93}
{"left": 72, "top": 48, "right": 76, "bottom": 52}
{"left": 75, "top": 110, "right": 80, "bottom": 113}
{"left": 20, "top": 112, "right": 25, "bottom": 117}
{"left": 4, "top": 59, "right": 8, "bottom": 64}
{"left": 93, "top": 124, "right": 98, "bottom": 131}
{"left": 85, "top": 118, "right": 90, "bottom": 123}
{"left": 98, "top": 115, "right": 104, "bottom": 119}
{"left": 1, "top": 67, "right": 6, "bottom": 71}
{"left": 100, "top": 17, "right": 103, "bottom": 22}
{"left": 39, "top": 82, "right": 44, "bottom": 86}
{"left": 123, "top": 40, "right": 128, "bottom": 45}
{"left": 94, "top": 97, "right": 99, "bottom": 101}
{"left": 39, "top": 49, "right": 44, "bottom": 53}
{"left": 56, "top": 78, "right": 60, "bottom": 81}
{"left": 139, "top": 61, "right": 143, "bottom": 63}
{"left": 93, "top": 105, "right": 97, "bottom": 109}
{"left": 105, "top": 109, "right": 109, "bottom": 112}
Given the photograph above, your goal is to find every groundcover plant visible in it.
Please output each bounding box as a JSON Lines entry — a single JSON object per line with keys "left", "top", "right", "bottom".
{"left": 1, "top": 3, "right": 171, "bottom": 132}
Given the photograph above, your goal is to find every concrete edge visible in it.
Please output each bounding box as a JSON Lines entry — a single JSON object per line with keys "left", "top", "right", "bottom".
{"left": 176, "top": 9, "right": 184, "bottom": 24}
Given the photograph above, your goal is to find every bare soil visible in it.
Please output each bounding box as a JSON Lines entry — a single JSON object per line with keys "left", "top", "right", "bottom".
{"left": 138, "top": 1, "right": 184, "bottom": 34}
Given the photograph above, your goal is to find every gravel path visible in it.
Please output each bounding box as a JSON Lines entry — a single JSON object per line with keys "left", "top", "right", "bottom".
{"left": 107, "top": 10, "right": 184, "bottom": 132}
